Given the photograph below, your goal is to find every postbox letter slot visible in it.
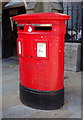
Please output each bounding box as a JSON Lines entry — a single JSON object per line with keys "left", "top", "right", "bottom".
{"left": 34, "top": 26, "right": 52, "bottom": 31}
{"left": 19, "top": 26, "right": 24, "bottom": 30}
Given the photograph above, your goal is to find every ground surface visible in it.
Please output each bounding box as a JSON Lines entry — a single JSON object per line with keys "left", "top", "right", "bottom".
{"left": 1, "top": 56, "right": 81, "bottom": 118}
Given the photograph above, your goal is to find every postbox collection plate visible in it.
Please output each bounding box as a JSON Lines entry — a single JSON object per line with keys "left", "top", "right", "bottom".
{"left": 37, "top": 43, "right": 46, "bottom": 57}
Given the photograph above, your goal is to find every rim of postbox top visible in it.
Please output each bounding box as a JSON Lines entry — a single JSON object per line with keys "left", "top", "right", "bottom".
{"left": 12, "top": 12, "right": 70, "bottom": 22}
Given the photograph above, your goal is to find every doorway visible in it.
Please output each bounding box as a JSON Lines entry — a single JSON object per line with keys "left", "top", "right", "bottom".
{"left": 2, "top": 6, "right": 26, "bottom": 58}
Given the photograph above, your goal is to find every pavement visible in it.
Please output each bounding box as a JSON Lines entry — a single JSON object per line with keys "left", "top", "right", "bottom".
{"left": 1, "top": 56, "right": 81, "bottom": 119}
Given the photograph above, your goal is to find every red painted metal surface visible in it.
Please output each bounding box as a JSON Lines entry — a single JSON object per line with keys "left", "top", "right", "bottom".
{"left": 13, "top": 12, "right": 70, "bottom": 91}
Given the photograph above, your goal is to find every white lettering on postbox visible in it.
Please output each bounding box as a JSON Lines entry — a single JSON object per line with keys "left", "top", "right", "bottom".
{"left": 18, "top": 41, "right": 21, "bottom": 55}
{"left": 28, "top": 26, "right": 32, "bottom": 32}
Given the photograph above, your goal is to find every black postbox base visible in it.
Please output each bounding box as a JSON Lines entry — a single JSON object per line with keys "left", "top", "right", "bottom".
{"left": 20, "top": 84, "right": 64, "bottom": 110}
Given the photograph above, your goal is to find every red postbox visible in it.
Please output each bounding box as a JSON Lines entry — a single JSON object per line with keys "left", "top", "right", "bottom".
{"left": 13, "top": 12, "right": 70, "bottom": 110}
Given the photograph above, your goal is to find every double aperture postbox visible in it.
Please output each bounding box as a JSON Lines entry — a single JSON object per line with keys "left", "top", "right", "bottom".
{"left": 13, "top": 12, "right": 70, "bottom": 110}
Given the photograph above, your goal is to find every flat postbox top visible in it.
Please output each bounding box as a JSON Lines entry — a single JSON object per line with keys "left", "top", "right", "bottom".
{"left": 13, "top": 12, "right": 70, "bottom": 23}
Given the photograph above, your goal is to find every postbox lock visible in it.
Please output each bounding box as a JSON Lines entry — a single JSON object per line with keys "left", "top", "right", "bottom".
{"left": 28, "top": 26, "right": 32, "bottom": 32}
{"left": 40, "top": 36, "right": 43, "bottom": 38}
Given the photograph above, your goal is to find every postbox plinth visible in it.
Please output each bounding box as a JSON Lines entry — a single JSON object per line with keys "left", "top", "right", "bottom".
{"left": 20, "top": 84, "right": 64, "bottom": 110}
{"left": 13, "top": 12, "right": 70, "bottom": 110}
